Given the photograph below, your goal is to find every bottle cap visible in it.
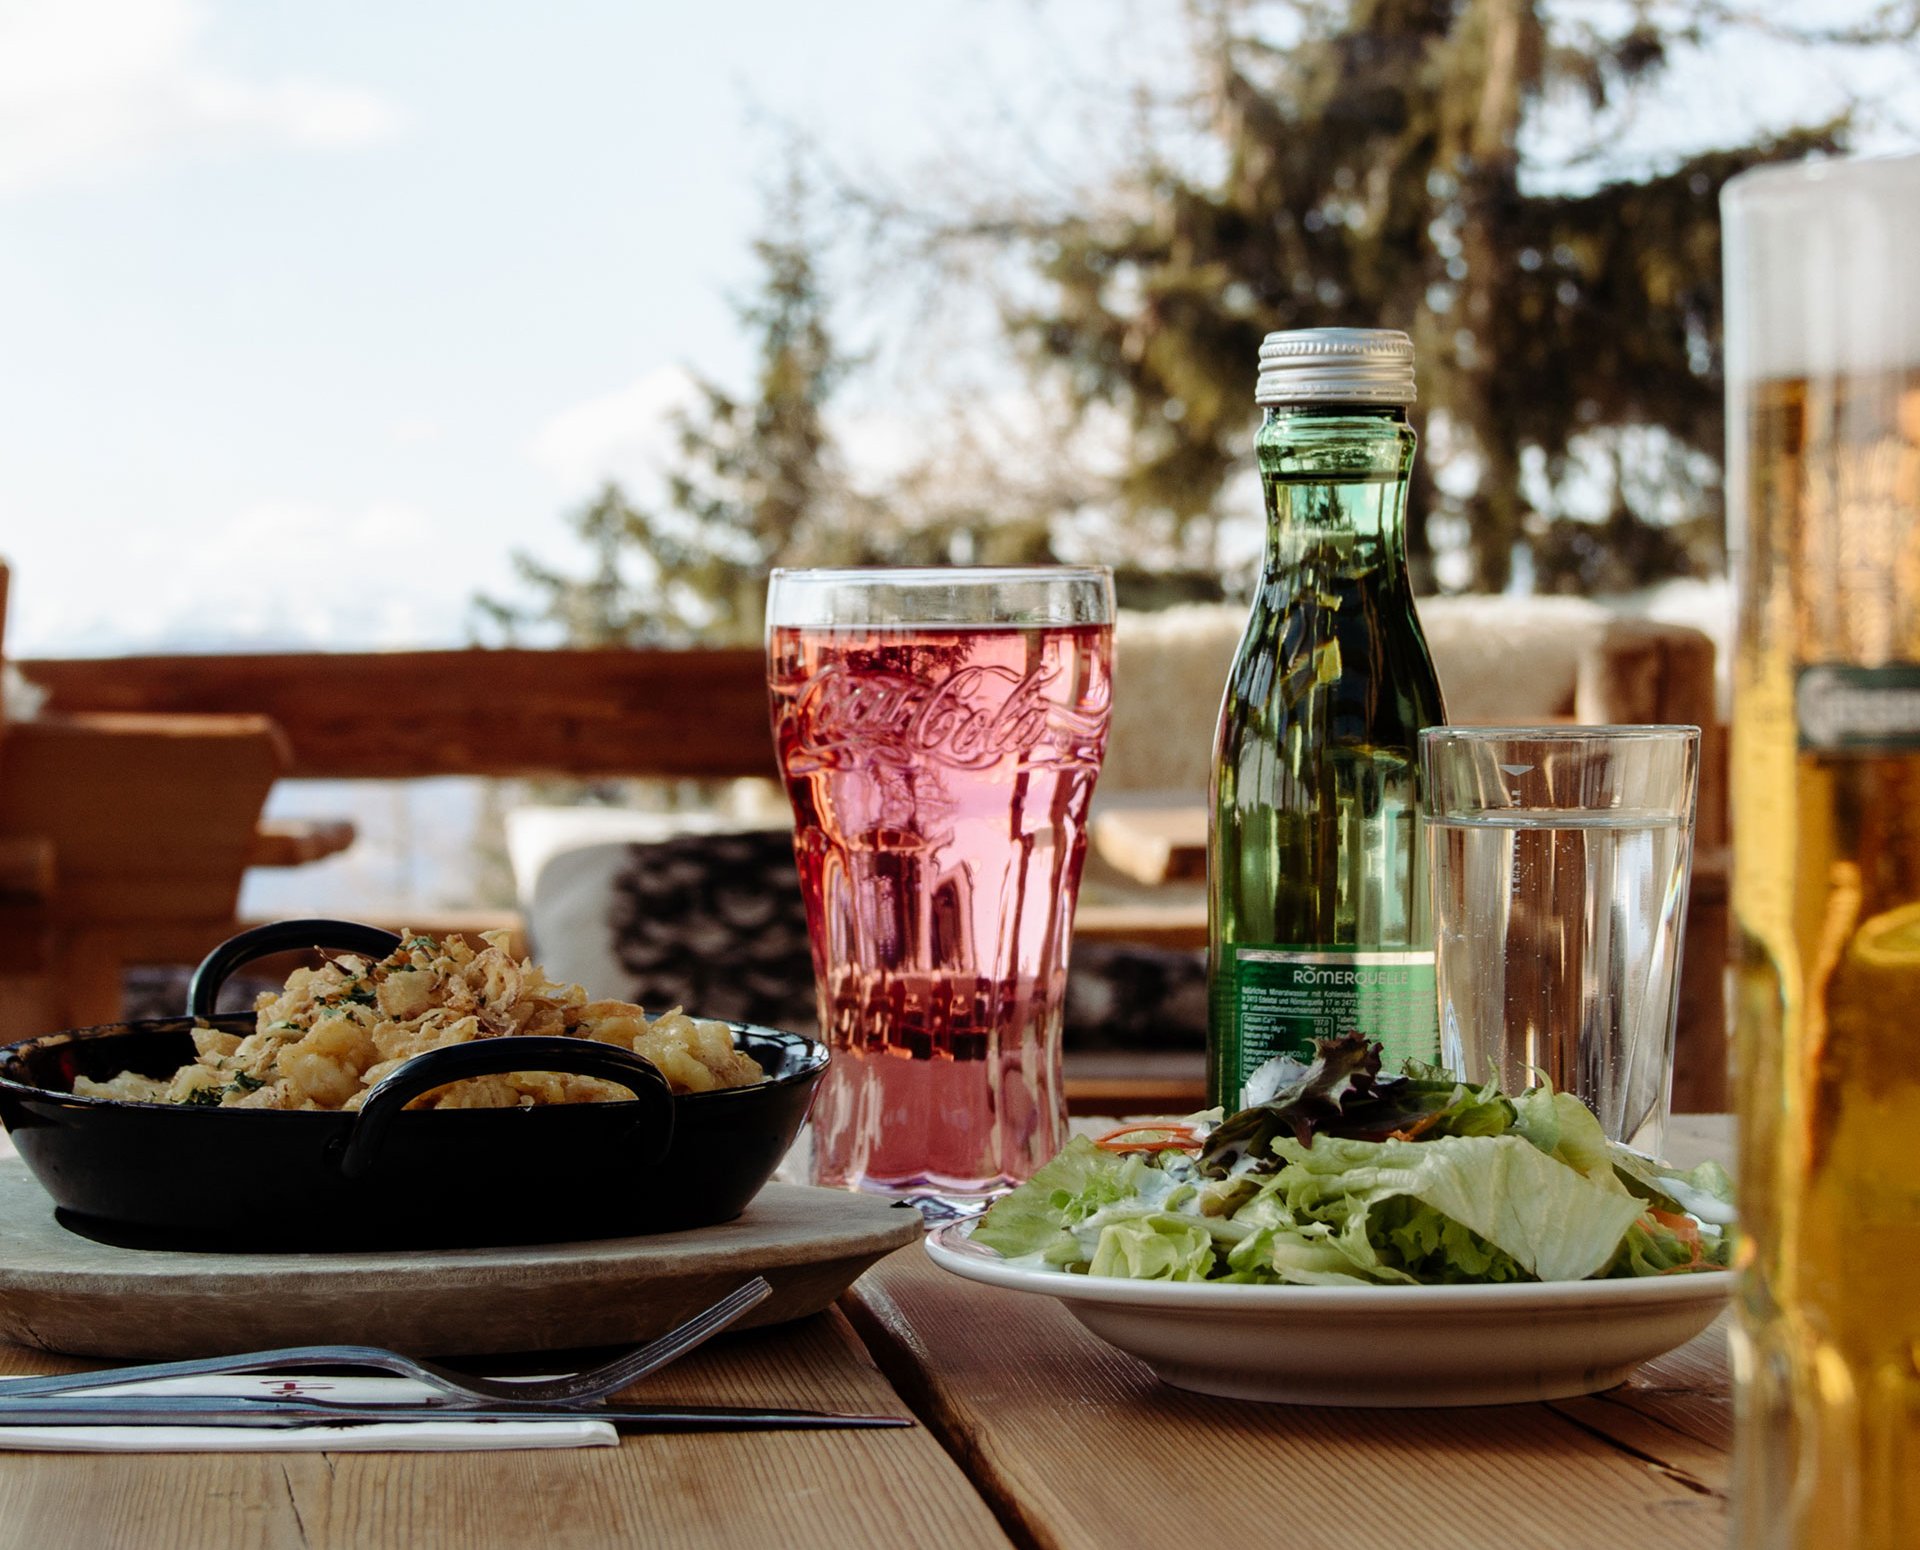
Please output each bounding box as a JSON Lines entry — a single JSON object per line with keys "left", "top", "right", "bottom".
{"left": 1255, "top": 328, "right": 1416, "bottom": 406}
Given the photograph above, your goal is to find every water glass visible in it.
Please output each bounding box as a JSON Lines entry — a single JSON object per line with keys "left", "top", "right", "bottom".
{"left": 766, "top": 566, "right": 1114, "bottom": 1198}
{"left": 1421, "top": 726, "right": 1699, "bottom": 1154}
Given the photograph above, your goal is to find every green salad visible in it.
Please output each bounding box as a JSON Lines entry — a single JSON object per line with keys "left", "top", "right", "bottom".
{"left": 976, "top": 1034, "right": 1736, "bottom": 1285}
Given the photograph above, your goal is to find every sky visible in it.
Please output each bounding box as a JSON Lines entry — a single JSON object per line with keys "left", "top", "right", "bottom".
{"left": 0, "top": 0, "right": 1154, "bottom": 655}
{"left": 2, "top": 0, "right": 1913, "bottom": 660}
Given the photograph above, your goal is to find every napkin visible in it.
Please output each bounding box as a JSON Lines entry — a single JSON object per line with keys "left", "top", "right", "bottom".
{"left": 0, "top": 1374, "right": 619, "bottom": 1453}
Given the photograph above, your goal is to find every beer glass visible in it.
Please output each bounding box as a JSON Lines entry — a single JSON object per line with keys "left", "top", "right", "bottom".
{"left": 766, "top": 567, "right": 1113, "bottom": 1197}
{"left": 1724, "top": 152, "right": 1920, "bottom": 1548}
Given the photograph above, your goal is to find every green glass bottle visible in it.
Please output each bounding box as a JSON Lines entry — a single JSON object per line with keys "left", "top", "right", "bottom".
{"left": 1207, "top": 328, "right": 1448, "bottom": 1108}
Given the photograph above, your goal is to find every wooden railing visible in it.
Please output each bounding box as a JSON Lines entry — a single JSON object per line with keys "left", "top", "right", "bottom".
{"left": 24, "top": 647, "right": 776, "bottom": 782}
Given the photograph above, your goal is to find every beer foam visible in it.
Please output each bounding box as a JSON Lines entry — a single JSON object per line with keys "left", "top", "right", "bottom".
{"left": 1723, "top": 152, "right": 1920, "bottom": 381}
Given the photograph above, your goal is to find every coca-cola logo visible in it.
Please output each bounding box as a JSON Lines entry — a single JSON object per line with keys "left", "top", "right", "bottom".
{"left": 790, "top": 661, "right": 1059, "bottom": 768}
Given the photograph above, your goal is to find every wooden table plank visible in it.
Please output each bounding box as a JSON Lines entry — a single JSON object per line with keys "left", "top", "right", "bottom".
{"left": 1062, "top": 1051, "right": 1206, "bottom": 1116}
{"left": 1547, "top": 1324, "right": 1733, "bottom": 1501}
{"left": 21, "top": 647, "right": 778, "bottom": 782}
{"left": 0, "top": 1311, "right": 1013, "bottom": 1550}
{"left": 1063, "top": 1073, "right": 1207, "bottom": 1116}
{"left": 247, "top": 818, "right": 357, "bottom": 869}
{"left": 846, "top": 1247, "right": 1731, "bottom": 1550}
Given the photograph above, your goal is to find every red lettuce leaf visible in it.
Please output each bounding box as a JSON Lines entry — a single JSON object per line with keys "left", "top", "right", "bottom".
{"left": 1197, "top": 1033, "right": 1511, "bottom": 1177}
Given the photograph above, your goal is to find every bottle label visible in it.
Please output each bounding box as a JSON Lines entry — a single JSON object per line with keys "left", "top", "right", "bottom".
{"left": 1796, "top": 664, "right": 1920, "bottom": 753}
{"left": 1223, "top": 946, "right": 1438, "bottom": 1103}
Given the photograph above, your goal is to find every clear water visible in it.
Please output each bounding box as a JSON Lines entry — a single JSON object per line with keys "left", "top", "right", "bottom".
{"left": 1429, "top": 809, "right": 1690, "bottom": 1151}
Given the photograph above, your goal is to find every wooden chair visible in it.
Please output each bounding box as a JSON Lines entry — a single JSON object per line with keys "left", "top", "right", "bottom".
{"left": 0, "top": 561, "right": 59, "bottom": 1037}
{"left": 0, "top": 714, "right": 287, "bottom": 1033}
{"left": 16, "top": 645, "right": 772, "bottom": 1023}
{"left": 20, "top": 648, "right": 772, "bottom": 782}
{"left": 0, "top": 562, "right": 289, "bottom": 1039}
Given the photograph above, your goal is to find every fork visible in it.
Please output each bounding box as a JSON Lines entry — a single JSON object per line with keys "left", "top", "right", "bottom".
{"left": 0, "top": 1276, "right": 773, "bottom": 1409}
{"left": 895, "top": 1194, "right": 990, "bottom": 1226}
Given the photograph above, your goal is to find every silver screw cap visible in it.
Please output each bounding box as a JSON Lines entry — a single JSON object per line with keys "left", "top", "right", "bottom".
{"left": 1255, "top": 327, "right": 1417, "bottom": 406}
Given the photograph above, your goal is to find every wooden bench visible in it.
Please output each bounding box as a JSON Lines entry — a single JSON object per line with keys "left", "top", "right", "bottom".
{"left": 0, "top": 712, "right": 288, "bottom": 1034}
{"left": 0, "top": 564, "right": 294, "bottom": 1038}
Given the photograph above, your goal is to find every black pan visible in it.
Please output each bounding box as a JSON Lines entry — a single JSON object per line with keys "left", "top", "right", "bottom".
{"left": 0, "top": 920, "right": 828, "bottom": 1250}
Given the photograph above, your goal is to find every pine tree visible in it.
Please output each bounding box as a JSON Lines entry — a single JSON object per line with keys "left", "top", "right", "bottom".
{"left": 477, "top": 173, "right": 865, "bottom": 647}
{"left": 889, "top": 0, "right": 1914, "bottom": 592}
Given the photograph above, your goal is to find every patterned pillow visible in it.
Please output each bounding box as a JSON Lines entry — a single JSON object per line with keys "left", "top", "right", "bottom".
{"left": 587, "top": 829, "right": 1207, "bottom": 1051}
{"left": 1064, "top": 943, "right": 1207, "bottom": 1051}
{"left": 604, "top": 829, "right": 819, "bottom": 1033}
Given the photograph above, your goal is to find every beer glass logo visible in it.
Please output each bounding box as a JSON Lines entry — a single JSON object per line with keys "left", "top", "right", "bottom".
{"left": 791, "top": 661, "right": 1059, "bottom": 767}
{"left": 1797, "top": 664, "right": 1920, "bottom": 752}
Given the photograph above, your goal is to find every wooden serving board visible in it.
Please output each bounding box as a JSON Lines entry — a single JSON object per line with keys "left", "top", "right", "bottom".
{"left": 0, "top": 1159, "right": 920, "bottom": 1359}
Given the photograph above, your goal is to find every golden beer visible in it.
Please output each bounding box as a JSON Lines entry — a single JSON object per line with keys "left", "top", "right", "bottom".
{"left": 1726, "top": 156, "right": 1920, "bottom": 1550}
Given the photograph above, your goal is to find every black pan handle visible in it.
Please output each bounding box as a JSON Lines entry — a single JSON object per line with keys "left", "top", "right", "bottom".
{"left": 188, "top": 919, "right": 405, "bottom": 1020}
{"left": 337, "top": 1035, "right": 678, "bottom": 1181}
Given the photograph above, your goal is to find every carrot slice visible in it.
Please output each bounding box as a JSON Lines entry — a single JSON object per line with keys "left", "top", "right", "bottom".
{"left": 1094, "top": 1122, "right": 1204, "bottom": 1154}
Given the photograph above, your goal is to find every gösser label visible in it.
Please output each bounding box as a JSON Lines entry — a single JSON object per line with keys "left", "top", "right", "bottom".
{"left": 1796, "top": 664, "right": 1920, "bottom": 754}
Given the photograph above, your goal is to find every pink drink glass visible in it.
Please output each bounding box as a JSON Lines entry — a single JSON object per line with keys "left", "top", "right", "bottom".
{"left": 767, "top": 567, "right": 1114, "bottom": 1197}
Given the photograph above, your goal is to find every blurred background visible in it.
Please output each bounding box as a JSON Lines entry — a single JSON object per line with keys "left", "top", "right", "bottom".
{"left": 4, "top": 0, "right": 1918, "bottom": 926}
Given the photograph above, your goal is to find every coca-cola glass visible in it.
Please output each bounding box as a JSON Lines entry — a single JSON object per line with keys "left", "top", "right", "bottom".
{"left": 767, "top": 566, "right": 1114, "bottom": 1197}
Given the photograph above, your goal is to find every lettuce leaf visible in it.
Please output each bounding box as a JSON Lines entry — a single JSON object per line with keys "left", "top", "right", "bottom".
{"left": 1511, "top": 1088, "right": 1629, "bottom": 1191}
{"left": 1219, "top": 1221, "right": 1407, "bottom": 1284}
{"left": 1608, "top": 1146, "right": 1738, "bottom": 1227}
{"left": 973, "top": 1136, "right": 1141, "bottom": 1263}
{"left": 1375, "top": 1196, "right": 1531, "bottom": 1282}
{"left": 1250, "top": 1132, "right": 1647, "bottom": 1282}
{"left": 1088, "top": 1215, "right": 1217, "bottom": 1281}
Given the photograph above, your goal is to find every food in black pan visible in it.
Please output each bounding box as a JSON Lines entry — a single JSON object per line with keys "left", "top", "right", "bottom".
{"left": 0, "top": 920, "right": 826, "bottom": 1248}
{"left": 75, "top": 931, "right": 764, "bottom": 1112}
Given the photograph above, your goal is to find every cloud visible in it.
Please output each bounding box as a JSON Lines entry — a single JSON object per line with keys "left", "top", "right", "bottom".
{"left": 175, "top": 499, "right": 463, "bottom": 645}
{"left": 0, "top": 0, "right": 399, "bottom": 196}
{"left": 525, "top": 365, "right": 702, "bottom": 493}
{"left": 20, "top": 498, "right": 474, "bottom": 654}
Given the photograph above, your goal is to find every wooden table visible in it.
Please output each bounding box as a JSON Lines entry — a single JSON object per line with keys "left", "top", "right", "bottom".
{"left": 847, "top": 1239, "right": 1731, "bottom": 1550}
{"left": 0, "top": 1120, "right": 1735, "bottom": 1549}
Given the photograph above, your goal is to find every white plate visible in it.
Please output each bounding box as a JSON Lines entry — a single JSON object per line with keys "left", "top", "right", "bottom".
{"left": 925, "top": 1220, "right": 1732, "bottom": 1407}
